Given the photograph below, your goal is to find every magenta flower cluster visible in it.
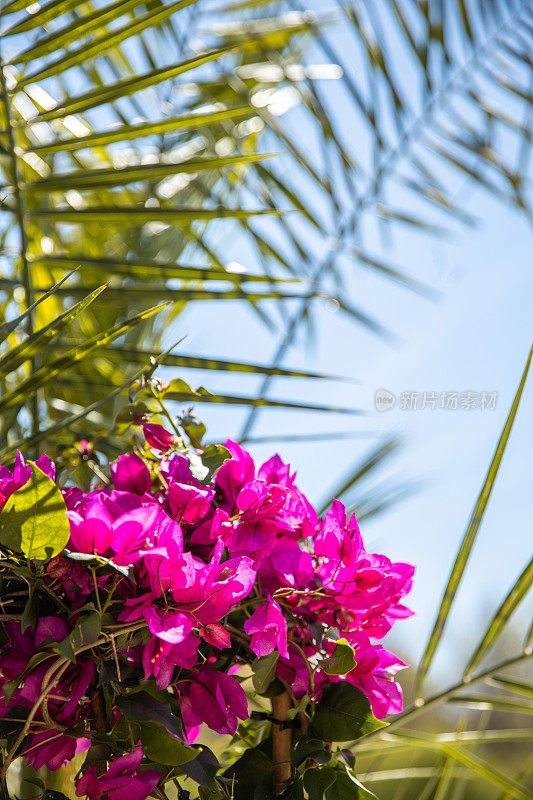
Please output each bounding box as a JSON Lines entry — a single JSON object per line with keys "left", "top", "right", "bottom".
{"left": 0, "top": 437, "right": 413, "bottom": 800}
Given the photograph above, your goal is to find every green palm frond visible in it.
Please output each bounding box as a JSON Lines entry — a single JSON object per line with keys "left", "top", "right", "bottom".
{"left": 0, "top": 0, "right": 345, "bottom": 453}
{"left": 2, "top": 0, "right": 530, "bottom": 459}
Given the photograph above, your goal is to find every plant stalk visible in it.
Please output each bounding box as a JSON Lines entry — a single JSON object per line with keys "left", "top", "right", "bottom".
{"left": 271, "top": 691, "right": 292, "bottom": 795}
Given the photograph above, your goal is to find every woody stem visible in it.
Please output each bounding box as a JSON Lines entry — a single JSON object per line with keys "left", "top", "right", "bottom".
{"left": 90, "top": 689, "right": 107, "bottom": 776}
{"left": 271, "top": 691, "right": 292, "bottom": 795}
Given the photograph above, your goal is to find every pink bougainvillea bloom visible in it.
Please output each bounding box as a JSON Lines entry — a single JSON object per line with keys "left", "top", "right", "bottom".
{"left": 110, "top": 453, "right": 151, "bottom": 495}
{"left": 0, "top": 441, "right": 415, "bottom": 780}
{"left": 143, "top": 606, "right": 193, "bottom": 644}
{"left": 198, "top": 622, "right": 231, "bottom": 649}
{"left": 142, "top": 629, "right": 198, "bottom": 689}
{"left": 137, "top": 593, "right": 197, "bottom": 686}
{"left": 259, "top": 538, "right": 314, "bottom": 595}
{"left": 110, "top": 504, "right": 161, "bottom": 565}
{"left": 34, "top": 616, "right": 69, "bottom": 648}
{"left": 170, "top": 541, "right": 256, "bottom": 625}
{"left": 189, "top": 507, "right": 233, "bottom": 547}
{"left": 168, "top": 480, "right": 213, "bottom": 524}
{"left": 257, "top": 454, "right": 318, "bottom": 539}
{"left": 244, "top": 598, "right": 289, "bottom": 658}
{"left": 143, "top": 422, "right": 174, "bottom": 452}
{"left": 68, "top": 498, "right": 113, "bottom": 554}
{"left": 140, "top": 514, "right": 185, "bottom": 596}
{"left": 24, "top": 729, "right": 78, "bottom": 771}
{"left": 229, "top": 481, "right": 288, "bottom": 555}
{"left": 75, "top": 748, "right": 160, "bottom": 800}
{"left": 314, "top": 499, "right": 362, "bottom": 570}
{"left": 214, "top": 439, "right": 254, "bottom": 511}
{"left": 179, "top": 669, "right": 248, "bottom": 736}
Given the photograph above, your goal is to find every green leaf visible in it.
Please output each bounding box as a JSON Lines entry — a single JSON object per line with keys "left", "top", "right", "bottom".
{"left": 115, "top": 691, "right": 183, "bottom": 737}
{"left": 55, "top": 612, "right": 101, "bottom": 662}
{"left": 30, "top": 154, "right": 270, "bottom": 191}
{"left": 312, "top": 683, "right": 388, "bottom": 742}
{"left": 199, "top": 443, "right": 231, "bottom": 482}
{"left": 318, "top": 641, "right": 357, "bottom": 676}
{"left": 252, "top": 651, "right": 280, "bottom": 694}
{"left": 415, "top": 342, "right": 533, "bottom": 693}
{"left": 0, "top": 268, "right": 78, "bottom": 346}
{"left": 12, "top": 0, "right": 151, "bottom": 63}
{"left": 179, "top": 744, "right": 219, "bottom": 789}
{"left": 27, "top": 107, "right": 253, "bottom": 154}
{"left": 29, "top": 255, "right": 299, "bottom": 288}
{"left": 179, "top": 413, "right": 206, "bottom": 449}
{"left": 223, "top": 747, "right": 275, "bottom": 800}
{"left": 464, "top": 557, "right": 533, "bottom": 677}
{"left": 490, "top": 676, "right": 533, "bottom": 700}
{"left": 140, "top": 720, "right": 198, "bottom": 766}
{"left": 286, "top": 693, "right": 310, "bottom": 720}
{"left": 111, "top": 714, "right": 141, "bottom": 744}
{"left": 16, "top": 0, "right": 199, "bottom": 85}
{"left": 284, "top": 776, "right": 305, "bottom": 800}
{"left": 21, "top": 582, "right": 40, "bottom": 633}
{"left": 0, "top": 284, "right": 107, "bottom": 377}
{"left": 0, "top": 462, "right": 70, "bottom": 560}
{"left": 292, "top": 737, "right": 330, "bottom": 767}
{"left": 0, "top": 303, "right": 166, "bottom": 413}
{"left": 325, "top": 771, "right": 378, "bottom": 800}
{"left": 30, "top": 46, "right": 237, "bottom": 121}
{"left": 304, "top": 766, "right": 337, "bottom": 799}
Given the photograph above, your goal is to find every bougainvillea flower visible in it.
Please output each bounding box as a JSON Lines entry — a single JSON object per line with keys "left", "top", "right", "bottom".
{"left": 24, "top": 729, "right": 78, "bottom": 771}
{"left": 140, "top": 515, "right": 185, "bottom": 596}
{"left": 226, "top": 481, "right": 288, "bottom": 556}
{"left": 315, "top": 499, "right": 362, "bottom": 571}
{"left": 258, "top": 454, "right": 318, "bottom": 538}
{"left": 143, "top": 606, "right": 193, "bottom": 644}
{"left": 142, "top": 631, "right": 198, "bottom": 689}
{"left": 198, "top": 622, "right": 231, "bottom": 649}
{"left": 179, "top": 669, "right": 248, "bottom": 736}
{"left": 110, "top": 453, "right": 151, "bottom": 495}
{"left": 68, "top": 498, "right": 113, "bottom": 554}
{"left": 110, "top": 504, "right": 161, "bottom": 565}
{"left": 75, "top": 748, "right": 160, "bottom": 800}
{"left": 244, "top": 598, "right": 289, "bottom": 658}
{"left": 34, "top": 616, "right": 69, "bottom": 648}
{"left": 259, "top": 538, "right": 314, "bottom": 595}
{"left": 214, "top": 439, "right": 254, "bottom": 511}
{"left": 189, "top": 507, "right": 233, "bottom": 547}
{"left": 0, "top": 439, "right": 414, "bottom": 795}
{"left": 170, "top": 541, "right": 256, "bottom": 625}
{"left": 143, "top": 422, "right": 174, "bottom": 452}
{"left": 168, "top": 480, "right": 213, "bottom": 524}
